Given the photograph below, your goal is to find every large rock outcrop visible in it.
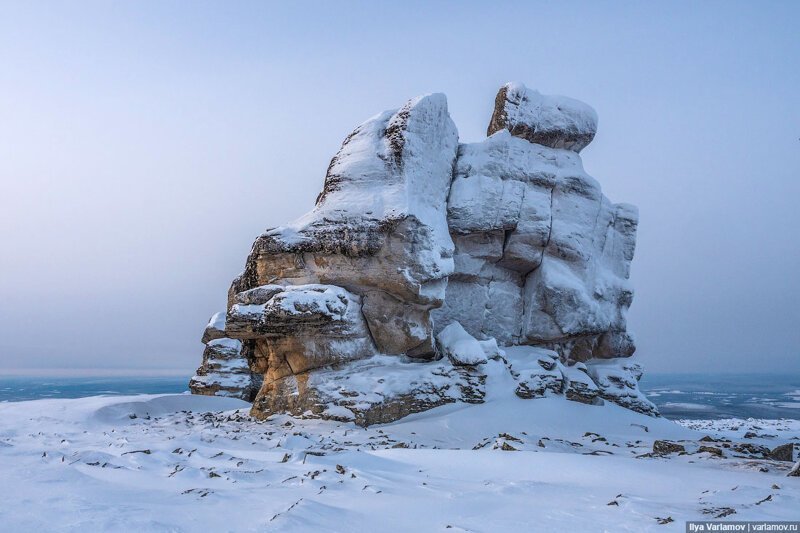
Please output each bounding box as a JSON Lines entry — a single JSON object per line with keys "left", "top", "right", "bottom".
{"left": 435, "top": 83, "right": 638, "bottom": 361}
{"left": 190, "top": 82, "right": 655, "bottom": 423}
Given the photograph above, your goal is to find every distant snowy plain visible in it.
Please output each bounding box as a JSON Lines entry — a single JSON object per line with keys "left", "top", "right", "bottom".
{"left": 1, "top": 368, "right": 798, "bottom": 532}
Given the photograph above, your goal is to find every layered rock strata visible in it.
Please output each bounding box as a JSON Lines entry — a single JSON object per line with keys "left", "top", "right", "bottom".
{"left": 189, "top": 82, "right": 655, "bottom": 423}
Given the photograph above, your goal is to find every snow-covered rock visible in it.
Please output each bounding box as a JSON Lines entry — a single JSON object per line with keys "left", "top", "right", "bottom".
{"left": 229, "top": 93, "right": 458, "bottom": 359}
{"left": 189, "top": 337, "right": 258, "bottom": 400}
{"left": 200, "top": 311, "right": 227, "bottom": 344}
{"left": 504, "top": 346, "right": 564, "bottom": 399}
{"left": 585, "top": 359, "right": 658, "bottom": 416}
{"left": 226, "top": 284, "right": 377, "bottom": 395}
{"left": 435, "top": 106, "right": 638, "bottom": 362}
{"left": 252, "top": 355, "right": 485, "bottom": 427}
{"left": 191, "top": 82, "right": 654, "bottom": 421}
{"left": 561, "top": 363, "right": 601, "bottom": 405}
{"left": 436, "top": 322, "right": 489, "bottom": 366}
{"left": 487, "top": 82, "right": 598, "bottom": 152}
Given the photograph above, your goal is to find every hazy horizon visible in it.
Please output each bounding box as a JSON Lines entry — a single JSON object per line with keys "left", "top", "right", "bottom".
{"left": 2, "top": 1, "right": 799, "bottom": 376}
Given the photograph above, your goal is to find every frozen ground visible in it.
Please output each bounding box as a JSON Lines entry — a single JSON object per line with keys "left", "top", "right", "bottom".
{"left": 0, "top": 379, "right": 798, "bottom": 532}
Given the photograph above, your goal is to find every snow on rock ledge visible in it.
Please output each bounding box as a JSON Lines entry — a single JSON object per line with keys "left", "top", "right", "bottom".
{"left": 190, "top": 337, "right": 259, "bottom": 400}
{"left": 189, "top": 82, "right": 656, "bottom": 420}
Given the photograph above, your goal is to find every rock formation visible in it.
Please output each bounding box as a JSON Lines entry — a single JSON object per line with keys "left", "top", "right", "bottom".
{"left": 190, "top": 82, "right": 657, "bottom": 423}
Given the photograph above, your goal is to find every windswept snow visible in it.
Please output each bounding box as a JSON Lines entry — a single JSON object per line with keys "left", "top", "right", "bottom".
{"left": 0, "top": 380, "right": 798, "bottom": 531}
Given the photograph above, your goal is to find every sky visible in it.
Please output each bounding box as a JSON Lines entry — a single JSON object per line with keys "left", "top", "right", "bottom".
{"left": 1, "top": 0, "right": 798, "bottom": 375}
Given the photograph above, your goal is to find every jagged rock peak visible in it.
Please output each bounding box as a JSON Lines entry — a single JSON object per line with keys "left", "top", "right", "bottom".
{"left": 487, "top": 82, "right": 598, "bottom": 152}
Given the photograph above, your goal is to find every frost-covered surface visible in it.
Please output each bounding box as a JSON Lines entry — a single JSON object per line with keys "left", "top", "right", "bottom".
{"left": 441, "top": 88, "right": 638, "bottom": 359}
{"left": 1, "top": 383, "right": 798, "bottom": 532}
{"left": 503, "top": 345, "right": 565, "bottom": 398}
{"left": 675, "top": 417, "right": 800, "bottom": 438}
{"left": 250, "top": 346, "right": 654, "bottom": 423}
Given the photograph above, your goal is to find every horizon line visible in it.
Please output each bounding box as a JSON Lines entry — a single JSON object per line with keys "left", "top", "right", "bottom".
{"left": 1, "top": 368, "right": 191, "bottom": 377}
{"left": 1, "top": 367, "right": 799, "bottom": 378}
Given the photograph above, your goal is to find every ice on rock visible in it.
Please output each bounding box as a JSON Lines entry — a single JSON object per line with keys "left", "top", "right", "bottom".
{"left": 190, "top": 82, "right": 657, "bottom": 421}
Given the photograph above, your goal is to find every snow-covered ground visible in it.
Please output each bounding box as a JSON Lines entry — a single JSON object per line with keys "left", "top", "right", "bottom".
{"left": 1, "top": 380, "right": 798, "bottom": 532}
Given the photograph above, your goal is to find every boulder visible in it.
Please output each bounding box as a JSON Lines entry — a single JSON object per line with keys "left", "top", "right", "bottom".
{"left": 769, "top": 444, "right": 795, "bottom": 462}
{"left": 487, "top": 82, "right": 598, "bottom": 152}
{"left": 653, "top": 440, "right": 686, "bottom": 455}
{"left": 698, "top": 446, "right": 724, "bottom": 457}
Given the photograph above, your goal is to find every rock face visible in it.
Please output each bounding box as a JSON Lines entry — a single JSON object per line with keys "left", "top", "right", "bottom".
{"left": 190, "top": 82, "right": 655, "bottom": 423}
{"left": 437, "top": 91, "right": 637, "bottom": 361}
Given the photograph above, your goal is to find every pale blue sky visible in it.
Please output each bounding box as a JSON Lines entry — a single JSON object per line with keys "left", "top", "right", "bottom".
{"left": 1, "top": 1, "right": 798, "bottom": 374}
